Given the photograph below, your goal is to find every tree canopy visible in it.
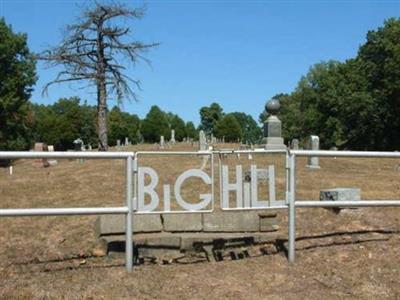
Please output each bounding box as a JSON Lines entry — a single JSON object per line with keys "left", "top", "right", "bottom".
{"left": 273, "top": 18, "right": 400, "bottom": 150}
{"left": 0, "top": 18, "right": 36, "bottom": 151}
{"left": 199, "top": 103, "right": 223, "bottom": 135}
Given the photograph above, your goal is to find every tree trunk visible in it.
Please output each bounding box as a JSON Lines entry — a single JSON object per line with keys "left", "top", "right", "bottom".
{"left": 96, "top": 21, "right": 108, "bottom": 151}
{"left": 97, "top": 79, "right": 108, "bottom": 151}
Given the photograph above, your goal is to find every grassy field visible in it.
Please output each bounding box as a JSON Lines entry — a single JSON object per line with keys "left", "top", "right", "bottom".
{"left": 1, "top": 143, "right": 400, "bottom": 299}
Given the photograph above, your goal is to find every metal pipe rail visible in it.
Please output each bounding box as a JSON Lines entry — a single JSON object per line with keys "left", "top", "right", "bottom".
{"left": 291, "top": 150, "right": 400, "bottom": 158}
{"left": 0, "top": 151, "right": 135, "bottom": 272}
{"left": 0, "top": 151, "right": 134, "bottom": 159}
{"left": 2, "top": 149, "right": 400, "bottom": 271}
{"left": 0, "top": 207, "right": 128, "bottom": 217}
{"left": 296, "top": 200, "right": 400, "bottom": 207}
{"left": 287, "top": 150, "right": 400, "bottom": 263}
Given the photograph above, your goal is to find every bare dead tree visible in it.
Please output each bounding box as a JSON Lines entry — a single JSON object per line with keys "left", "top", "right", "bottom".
{"left": 39, "top": 2, "right": 158, "bottom": 151}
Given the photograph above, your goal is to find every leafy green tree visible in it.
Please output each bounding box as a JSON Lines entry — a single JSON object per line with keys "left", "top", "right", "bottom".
{"left": 199, "top": 102, "right": 223, "bottom": 135}
{"left": 281, "top": 61, "right": 346, "bottom": 148}
{"left": 230, "top": 112, "right": 262, "bottom": 144}
{"left": 274, "top": 19, "right": 400, "bottom": 150}
{"left": 32, "top": 97, "right": 97, "bottom": 150}
{"left": 166, "top": 113, "right": 186, "bottom": 141}
{"left": 0, "top": 18, "right": 36, "bottom": 151}
{"left": 31, "top": 103, "right": 61, "bottom": 148}
{"left": 185, "top": 121, "right": 197, "bottom": 139}
{"left": 108, "top": 106, "right": 140, "bottom": 145}
{"left": 214, "top": 114, "right": 242, "bottom": 142}
{"left": 141, "top": 106, "right": 170, "bottom": 143}
{"left": 355, "top": 18, "right": 400, "bottom": 150}
{"left": 80, "top": 101, "right": 98, "bottom": 147}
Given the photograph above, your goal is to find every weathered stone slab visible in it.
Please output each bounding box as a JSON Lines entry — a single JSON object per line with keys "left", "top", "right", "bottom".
{"left": 96, "top": 214, "right": 163, "bottom": 235}
{"left": 203, "top": 211, "right": 259, "bottom": 232}
{"left": 162, "top": 213, "right": 202, "bottom": 232}
{"left": 320, "top": 188, "right": 361, "bottom": 201}
{"left": 259, "top": 217, "right": 279, "bottom": 232}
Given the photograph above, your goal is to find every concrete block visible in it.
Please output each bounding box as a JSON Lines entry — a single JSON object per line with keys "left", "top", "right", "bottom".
{"left": 134, "top": 214, "right": 163, "bottom": 233}
{"left": 259, "top": 217, "right": 279, "bottom": 232}
{"left": 203, "top": 211, "right": 259, "bottom": 232}
{"left": 96, "top": 214, "right": 163, "bottom": 236}
{"left": 162, "top": 213, "right": 203, "bottom": 232}
{"left": 320, "top": 188, "right": 361, "bottom": 201}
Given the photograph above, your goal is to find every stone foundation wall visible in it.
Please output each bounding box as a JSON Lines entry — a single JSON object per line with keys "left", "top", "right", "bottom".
{"left": 96, "top": 211, "right": 278, "bottom": 236}
{"left": 96, "top": 211, "right": 279, "bottom": 262}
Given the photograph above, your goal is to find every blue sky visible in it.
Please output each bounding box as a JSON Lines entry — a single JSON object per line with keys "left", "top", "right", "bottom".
{"left": 1, "top": 0, "right": 399, "bottom": 125}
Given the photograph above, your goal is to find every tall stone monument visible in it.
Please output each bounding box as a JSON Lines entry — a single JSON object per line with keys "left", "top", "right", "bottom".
{"left": 263, "top": 99, "right": 286, "bottom": 150}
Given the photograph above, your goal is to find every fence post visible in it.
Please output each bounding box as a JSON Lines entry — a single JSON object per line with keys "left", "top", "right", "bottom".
{"left": 288, "top": 153, "right": 296, "bottom": 262}
{"left": 125, "top": 154, "right": 133, "bottom": 272}
{"left": 285, "top": 152, "right": 290, "bottom": 205}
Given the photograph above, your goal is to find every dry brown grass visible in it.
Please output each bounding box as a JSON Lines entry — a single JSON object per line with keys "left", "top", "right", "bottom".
{"left": 1, "top": 143, "right": 400, "bottom": 299}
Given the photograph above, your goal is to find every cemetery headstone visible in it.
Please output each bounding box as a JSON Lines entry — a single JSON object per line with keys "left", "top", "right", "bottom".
{"left": 291, "top": 139, "right": 299, "bottom": 150}
{"left": 263, "top": 99, "right": 287, "bottom": 150}
{"left": 170, "top": 130, "right": 176, "bottom": 144}
{"left": 199, "top": 130, "right": 208, "bottom": 151}
{"left": 125, "top": 137, "right": 129, "bottom": 146}
{"left": 47, "top": 145, "right": 58, "bottom": 166}
{"left": 160, "top": 136, "right": 165, "bottom": 149}
{"left": 34, "top": 142, "right": 50, "bottom": 168}
{"left": 320, "top": 188, "right": 360, "bottom": 212}
{"left": 73, "top": 138, "right": 85, "bottom": 164}
{"left": 307, "top": 135, "right": 320, "bottom": 169}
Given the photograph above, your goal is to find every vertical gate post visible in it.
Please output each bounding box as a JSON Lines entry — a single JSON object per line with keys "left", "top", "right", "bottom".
{"left": 285, "top": 151, "right": 290, "bottom": 205}
{"left": 125, "top": 154, "right": 133, "bottom": 272}
{"left": 288, "top": 153, "right": 296, "bottom": 262}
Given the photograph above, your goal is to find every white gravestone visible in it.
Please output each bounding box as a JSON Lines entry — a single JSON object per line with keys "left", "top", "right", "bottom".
{"left": 291, "top": 139, "right": 299, "bottom": 150}
{"left": 160, "top": 136, "right": 165, "bottom": 149}
{"left": 307, "top": 135, "right": 320, "bottom": 169}
{"left": 199, "top": 130, "right": 208, "bottom": 151}
{"left": 170, "top": 130, "right": 176, "bottom": 144}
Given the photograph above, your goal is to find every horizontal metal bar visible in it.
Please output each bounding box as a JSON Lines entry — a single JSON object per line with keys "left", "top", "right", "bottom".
{"left": 137, "top": 149, "right": 287, "bottom": 156}
{"left": 134, "top": 209, "right": 214, "bottom": 214}
{"left": 0, "top": 207, "right": 128, "bottom": 217}
{"left": 296, "top": 200, "right": 400, "bottom": 207}
{"left": 221, "top": 206, "right": 288, "bottom": 210}
{"left": 214, "top": 149, "right": 288, "bottom": 154}
{"left": 136, "top": 151, "right": 211, "bottom": 156}
{"left": 0, "top": 151, "right": 134, "bottom": 159}
{"left": 291, "top": 150, "right": 400, "bottom": 158}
